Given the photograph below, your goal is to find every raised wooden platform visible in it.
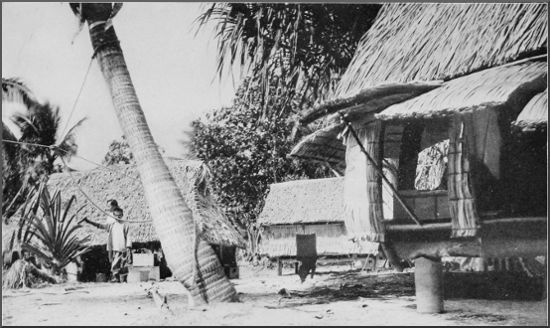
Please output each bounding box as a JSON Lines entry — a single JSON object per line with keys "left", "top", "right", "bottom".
{"left": 386, "top": 216, "right": 547, "bottom": 259}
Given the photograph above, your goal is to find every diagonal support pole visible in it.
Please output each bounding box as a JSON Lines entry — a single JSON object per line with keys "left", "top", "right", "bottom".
{"left": 339, "top": 113, "right": 423, "bottom": 227}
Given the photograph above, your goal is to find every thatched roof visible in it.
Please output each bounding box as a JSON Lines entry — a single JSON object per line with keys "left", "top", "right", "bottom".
{"left": 258, "top": 178, "right": 347, "bottom": 225}
{"left": 513, "top": 88, "right": 548, "bottom": 130}
{"left": 334, "top": 3, "right": 547, "bottom": 101}
{"left": 376, "top": 59, "right": 547, "bottom": 120}
{"left": 290, "top": 123, "right": 346, "bottom": 171}
{"left": 303, "top": 3, "right": 548, "bottom": 123}
{"left": 46, "top": 159, "right": 246, "bottom": 248}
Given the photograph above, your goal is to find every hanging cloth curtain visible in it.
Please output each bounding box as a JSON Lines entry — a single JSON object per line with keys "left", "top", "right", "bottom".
{"left": 342, "top": 121, "right": 386, "bottom": 242}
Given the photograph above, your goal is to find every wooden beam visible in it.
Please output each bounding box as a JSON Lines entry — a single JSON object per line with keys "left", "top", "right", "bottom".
{"left": 387, "top": 217, "right": 547, "bottom": 259}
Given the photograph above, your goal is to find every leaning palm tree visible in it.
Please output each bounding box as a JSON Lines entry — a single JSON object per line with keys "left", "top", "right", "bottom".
{"left": 69, "top": 3, "right": 236, "bottom": 304}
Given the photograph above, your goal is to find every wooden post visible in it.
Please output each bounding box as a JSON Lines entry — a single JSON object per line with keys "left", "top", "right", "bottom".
{"left": 544, "top": 256, "right": 547, "bottom": 301}
{"left": 277, "top": 258, "right": 283, "bottom": 276}
{"left": 294, "top": 261, "right": 299, "bottom": 274}
{"left": 414, "top": 257, "right": 444, "bottom": 313}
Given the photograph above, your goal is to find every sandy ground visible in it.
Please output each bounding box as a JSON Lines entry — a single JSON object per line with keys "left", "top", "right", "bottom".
{"left": 2, "top": 264, "right": 548, "bottom": 326}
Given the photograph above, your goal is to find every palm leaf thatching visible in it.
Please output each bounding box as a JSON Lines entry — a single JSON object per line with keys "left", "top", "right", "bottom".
{"left": 258, "top": 178, "right": 379, "bottom": 257}
{"left": 513, "top": 88, "right": 548, "bottom": 131}
{"left": 376, "top": 59, "right": 547, "bottom": 120}
{"left": 46, "top": 159, "right": 246, "bottom": 248}
{"left": 334, "top": 3, "right": 547, "bottom": 101}
{"left": 299, "top": 82, "right": 442, "bottom": 124}
{"left": 302, "top": 3, "right": 548, "bottom": 124}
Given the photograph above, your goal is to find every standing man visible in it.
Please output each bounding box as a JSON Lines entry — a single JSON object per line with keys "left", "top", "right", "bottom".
{"left": 83, "top": 201, "right": 132, "bottom": 282}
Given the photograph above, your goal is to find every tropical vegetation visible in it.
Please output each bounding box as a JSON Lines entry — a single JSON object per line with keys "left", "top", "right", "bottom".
{"left": 3, "top": 183, "right": 89, "bottom": 288}
{"left": 188, "top": 79, "right": 332, "bottom": 257}
{"left": 2, "top": 78, "right": 85, "bottom": 217}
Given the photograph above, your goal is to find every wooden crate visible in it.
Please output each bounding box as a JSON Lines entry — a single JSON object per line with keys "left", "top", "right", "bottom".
{"left": 127, "top": 266, "right": 160, "bottom": 282}
{"left": 132, "top": 253, "right": 154, "bottom": 267}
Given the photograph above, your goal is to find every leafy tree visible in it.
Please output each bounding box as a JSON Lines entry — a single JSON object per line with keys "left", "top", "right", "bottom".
{"left": 196, "top": 3, "right": 381, "bottom": 116}
{"left": 102, "top": 136, "right": 134, "bottom": 165}
{"left": 103, "top": 136, "right": 167, "bottom": 166}
{"left": 189, "top": 79, "right": 332, "bottom": 246}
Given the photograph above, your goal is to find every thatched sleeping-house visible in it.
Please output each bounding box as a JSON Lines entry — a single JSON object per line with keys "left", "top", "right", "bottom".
{"left": 291, "top": 3, "right": 547, "bottom": 312}
{"left": 46, "top": 159, "right": 245, "bottom": 279}
{"left": 258, "top": 178, "right": 380, "bottom": 274}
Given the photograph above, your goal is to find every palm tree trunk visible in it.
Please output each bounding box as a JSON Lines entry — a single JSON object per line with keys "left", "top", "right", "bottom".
{"left": 80, "top": 4, "right": 236, "bottom": 304}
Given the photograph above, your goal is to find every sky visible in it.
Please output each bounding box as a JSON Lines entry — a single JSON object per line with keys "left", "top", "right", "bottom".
{"left": 2, "top": 2, "right": 240, "bottom": 170}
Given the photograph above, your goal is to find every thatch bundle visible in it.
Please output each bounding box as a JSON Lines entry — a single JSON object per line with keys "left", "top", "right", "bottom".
{"left": 333, "top": 3, "right": 547, "bottom": 101}
{"left": 46, "top": 159, "right": 245, "bottom": 248}
{"left": 513, "top": 88, "right": 548, "bottom": 131}
{"left": 376, "top": 59, "right": 547, "bottom": 121}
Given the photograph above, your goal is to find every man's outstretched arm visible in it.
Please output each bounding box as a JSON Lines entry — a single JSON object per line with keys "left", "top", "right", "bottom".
{"left": 81, "top": 217, "right": 108, "bottom": 230}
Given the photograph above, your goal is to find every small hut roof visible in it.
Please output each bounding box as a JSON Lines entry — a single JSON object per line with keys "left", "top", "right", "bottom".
{"left": 46, "top": 159, "right": 246, "bottom": 248}
{"left": 258, "top": 178, "right": 380, "bottom": 256}
{"left": 376, "top": 59, "right": 547, "bottom": 121}
{"left": 304, "top": 3, "right": 548, "bottom": 123}
{"left": 258, "top": 177, "right": 346, "bottom": 226}
{"left": 513, "top": 88, "right": 548, "bottom": 130}
{"left": 290, "top": 123, "right": 346, "bottom": 171}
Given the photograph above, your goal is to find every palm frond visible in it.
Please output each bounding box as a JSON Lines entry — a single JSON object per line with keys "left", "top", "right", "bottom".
{"left": 196, "top": 4, "right": 381, "bottom": 117}
{"left": 2, "top": 78, "right": 38, "bottom": 109}
{"left": 56, "top": 117, "right": 87, "bottom": 158}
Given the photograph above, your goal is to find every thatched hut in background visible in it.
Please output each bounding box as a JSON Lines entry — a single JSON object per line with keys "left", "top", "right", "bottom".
{"left": 258, "top": 178, "right": 381, "bottom": 275}
{"left": 292, "top": 3, "right": 547, "bottom": 312}
{"left": 47, "top": 159, "right": 245, "bottom": 280}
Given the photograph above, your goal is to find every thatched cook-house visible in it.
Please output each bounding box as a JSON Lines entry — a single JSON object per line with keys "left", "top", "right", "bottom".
{"left": 292, "top": 3, "right": 547, "bottom": 313}
{"left": 47, "top": 159, "right": 246, "bottom": 281}
{"left": 258, "top": 177, "right": 381, "bottom": 276}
